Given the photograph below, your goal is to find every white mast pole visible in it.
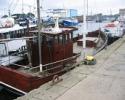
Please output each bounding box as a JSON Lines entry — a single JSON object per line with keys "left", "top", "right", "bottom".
{"left": 83, "top": 0, "right": 87, "bottom": 49}
{"left": 37, "top": 0, "right": 43, "bottom": 72}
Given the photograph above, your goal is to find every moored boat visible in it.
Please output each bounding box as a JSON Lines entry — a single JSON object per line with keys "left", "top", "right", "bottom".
{"left": 101, "top": 21, "right": 124, "bottom": 45}
{"left": 63, "top": 18, "right": 79, "bottom": 27}
{"left": 0, "top": 26, "right": 80, "bottom": 97}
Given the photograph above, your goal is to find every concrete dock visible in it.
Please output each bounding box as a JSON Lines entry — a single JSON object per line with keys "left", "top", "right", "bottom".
{"left": 17, "top": 36, "right": 125, "bottom": 100}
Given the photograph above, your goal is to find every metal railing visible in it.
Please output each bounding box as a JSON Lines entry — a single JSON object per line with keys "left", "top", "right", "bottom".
{"left": 93, "top": 32, "right": 108, "bottom": 55}
{"left": 29, "top": 53, "right": 80, "bottom": 71}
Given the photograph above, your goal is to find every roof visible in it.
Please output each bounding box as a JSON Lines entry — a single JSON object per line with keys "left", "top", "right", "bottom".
{"left": 0, "top": 24, "right": 36, "bottom": 34}
{"left": 30, "top": 27, "right": 77, "bottom": 35}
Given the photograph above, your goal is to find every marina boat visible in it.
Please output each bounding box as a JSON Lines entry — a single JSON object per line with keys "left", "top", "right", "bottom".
{"left": 0, "top": 24, "right": 36, "bottom": 39}
{"left": 101, "top": 21, "right": 124, "bottom": 45}
{"left": 63, "top": 18, "right": 79, "bottom": 27}
{"left": 0, "top": 26, "right": 80, "bottom": 97}
{"left": 12, "top": 13, "right": 37, "bottom": 27}
{"left": 0, "top": 17, "right": 15, "bottom": 28}
{"left": 76, "top": 29, "right": 108, "bottom": 55}
{"left": 77, "top": 32, "right": 99, "bottom": 48}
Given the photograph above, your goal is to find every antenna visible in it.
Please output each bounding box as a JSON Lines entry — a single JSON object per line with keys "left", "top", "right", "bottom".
{"left": 22, "top": 0, "right": 24, "bottom": 13}
{"left": 52, "top": 14, "right": 62, "bottom": 33}
{"left": 110, "top": 8, "right": 112, "bottom": 15}
{"left": 8, "top": 9, "right": 11, "bottom": 16}
{"left": 8, "top": 0, "right": 14, "bottom": 16}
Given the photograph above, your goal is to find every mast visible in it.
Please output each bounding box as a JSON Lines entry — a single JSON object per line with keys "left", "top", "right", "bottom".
{"left": 86, "top": 0, "right": 88, "bottom": 29}
{"left": 8, "top": 9, "right": 11, "bottom": 16}
{"left": 83, "top": 0, "right": 87, "bottom": 49}
{"left": 37, "top": 0, "right": 43, "bottom": 72}
{"left": 22, "top": 0, "right": 24, "bottom": 13}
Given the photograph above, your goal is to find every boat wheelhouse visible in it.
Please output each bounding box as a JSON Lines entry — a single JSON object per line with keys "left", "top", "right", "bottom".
{"left": 29, "top": 27, "right": 78, "bottom": 66}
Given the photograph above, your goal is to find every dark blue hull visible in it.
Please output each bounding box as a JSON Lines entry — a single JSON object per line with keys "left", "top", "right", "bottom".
{"left": 63, "top": 20, "right": 78, "bottom": 27}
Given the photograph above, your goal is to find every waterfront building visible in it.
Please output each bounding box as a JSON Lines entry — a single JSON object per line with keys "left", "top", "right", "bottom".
{"left": 46, "top": 9, "right": 78, "bottom": 18}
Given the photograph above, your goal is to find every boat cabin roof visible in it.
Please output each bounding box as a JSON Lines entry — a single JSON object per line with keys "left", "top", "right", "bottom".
{"left": 0, "top": 24, "right": 36, "bottom": 34}
{"left": 30, "top": 27, "right": 77, "bottom": 36}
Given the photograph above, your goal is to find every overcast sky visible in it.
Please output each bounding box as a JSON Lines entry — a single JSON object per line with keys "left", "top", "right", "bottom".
{"left": 0, "top": 0, "right": 125, "bottom": 16}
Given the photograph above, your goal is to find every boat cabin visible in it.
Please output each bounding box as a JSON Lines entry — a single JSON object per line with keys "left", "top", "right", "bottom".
{"left": 0, "top": 25, "right": 36, "bottom": 39}
{"left": 29, "top": 27, "right": 77, "bottom": 67}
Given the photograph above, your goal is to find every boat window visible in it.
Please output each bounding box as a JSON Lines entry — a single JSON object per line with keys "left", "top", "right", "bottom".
{"left": 67, "top": 34, "right": 69, "bottom": 40}
{"left": 65, "top": 34, "right": 68, "bottom": 43}
{"left": 6, "top": 33, "right": 10, "bottom": 38}
{"left": 63, "top": 35, "right": 66, "bottom": 45}
{"left": 59, "top": 35, "right": 63, "bottom": 44}
{"left": 13, "top": 31, "right": 16, "bottom": 38}
{"left": 54, "top": 36, "right": 59, "bottom": 44}
{"left": 0, "top": 33, "right": 4, "bottom": 39}
{"left": 104, "top": 29, "right": 110, "bottom": 32}
{"left": 0, "top": 43, "right": 7, "bottom": 57}
{"left": 71, "top": 33, "right": 73, "bottom": 39}
{"left": 46, "top": 36, "right": 54, "bottom": 46}
{"left": 69, "top": 33, "right": 72, "bottom": 40}
{"left": 32, "top": 36, "right": 38, "bottom": 43}
{"left": 42, "top": 35, "right": 46, "bottom": 44}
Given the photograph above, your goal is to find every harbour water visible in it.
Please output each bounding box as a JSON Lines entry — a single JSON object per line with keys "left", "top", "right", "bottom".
{"left": 0, "top": 88, "right": 20, "bottom": 100}
{"left": 73, "top": 21, "right": 108, "bottom": 37}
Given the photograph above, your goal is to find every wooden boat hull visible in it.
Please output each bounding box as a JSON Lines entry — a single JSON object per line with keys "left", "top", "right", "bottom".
{"left": 77, "top": 40, "right": 96, "bottom": 47}
{"left": 0, "top": 27, "right": 78, "bottom": 95}
{"left": 0, "top": 54, "right": 78, "bottom": 93}
{"left": 0, "top": 66, "right": 64, "bottom": 93}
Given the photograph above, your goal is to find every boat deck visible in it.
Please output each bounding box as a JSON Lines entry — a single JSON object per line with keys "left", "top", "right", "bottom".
{"left": 16, "top": 43, "right": 95, "bottom": 76}
{"left": 77, "top": 37, "right": 98, "bottom": 42}
{"left": 73, "top": 43, "right": 95, "bottom": 62}
{"left": 16, "top": 36, "right": 125, "bottom": 100}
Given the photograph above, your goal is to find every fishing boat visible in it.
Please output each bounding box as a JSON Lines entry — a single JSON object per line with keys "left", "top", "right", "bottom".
{"left": 101, "top": 21, "right": 124, "bottom": 45}
{"left": 77, "top": 30, "right": 100, "bottom": 48}
{"left": 0, "top": 25, "right": 79, "bottom": 97}
{"left": 0, "top": 23, "right": 36, "bottom": 40}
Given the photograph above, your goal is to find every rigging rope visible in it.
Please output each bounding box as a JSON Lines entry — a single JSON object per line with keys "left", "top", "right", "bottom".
{"left": 11, "top": 0, "right": 19, "bottom": 14}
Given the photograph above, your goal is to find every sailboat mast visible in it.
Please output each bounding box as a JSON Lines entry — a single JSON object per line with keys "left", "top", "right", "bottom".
{"left": 22, "top": 0, "right": 24, "bottom": 13}
{"left": 83, "top": 0, "right": 87, "bottom": 49}
{"left": 37, "top": 0, "right": 43, "bottom": 72}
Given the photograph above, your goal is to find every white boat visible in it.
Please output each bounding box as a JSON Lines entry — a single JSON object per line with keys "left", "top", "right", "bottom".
{"left": 101, "top": 21, "right": 124, "bottom": 37}
{"left": 0, "top": 40, "right": 26, "bottom": 66}
{"left": 0, "top": 17, "right": 15, "bottom": 28}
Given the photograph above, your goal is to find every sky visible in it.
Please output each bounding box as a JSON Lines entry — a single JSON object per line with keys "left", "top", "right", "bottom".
{"left": 0, "top": 0, "right": 125, "bottom": 16}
